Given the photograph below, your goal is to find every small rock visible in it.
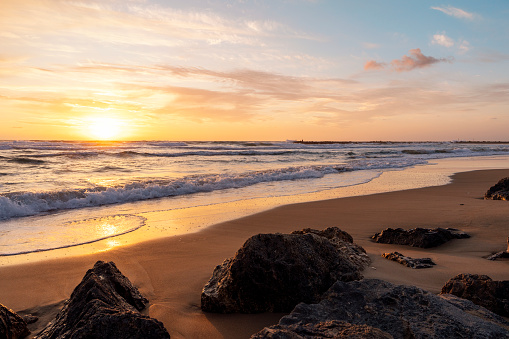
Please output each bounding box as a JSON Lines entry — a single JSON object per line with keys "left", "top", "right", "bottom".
{"left": 487, "top": 237, "right": 509, "bottom": 260}
{"left": 484, "top": 177, "right": 509, "bottom": 200}
{"left": 441, "top": 273, "right": 509, "bottom": 317}
{"left": 35, "top": 261, "right": 170, "bottom": 339}
{"left": 381, "top": 251, "right": 436, "bottom": 269}
{"left": 201, "top": 228, "right": 369, "bottom": 313}
{"left": 0, "top": 303, "right": 30, "bottom": 339}
{"left": 21, "top": 314, "right": 38, "bottom": 325}
{"left": 372, "top": 227, "right": 470, "bottom": 248}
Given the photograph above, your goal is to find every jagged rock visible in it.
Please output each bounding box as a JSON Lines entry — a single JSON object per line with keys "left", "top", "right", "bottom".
{"left": 0, "top": 303, "right": 30, "bottom": 339}
{"left": 487, "top": 237, "right": 509, "bottom": 260}
{"left": 21, "top": 314, "right": 38, "bottom": 325}
{"left": 251, "top": 320, "right": 392, "bottom": 339}
{"left": 201, "top": 229, "right": 368, "bottom": 313}
{"left": 291, "top": 227, "right": 371, "bottom": 269}
{"left": 253, "top": 279, "right": 509, "bottom": 339}
{"left": 381, "top": 251, "right": 436, "bottom": 269}
{"left": 441, "top": 273, "right": 509, "bottom": 317}
{"left": 484, "top": 177, "right": 509, "bottom": 200}
{"left": 372, "top": 227, "right": 470, "bottom": 248}
{"left": 35, "top": 261, "right": 170, "bottom": 339}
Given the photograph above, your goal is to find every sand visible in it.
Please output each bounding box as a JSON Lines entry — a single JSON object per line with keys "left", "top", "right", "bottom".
{"left": 1, "top": 168, "right": 509, "bottom": 338}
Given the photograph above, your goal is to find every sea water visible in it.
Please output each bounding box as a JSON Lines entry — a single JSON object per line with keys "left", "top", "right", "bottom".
{"left": 1, "top": 140, "right": 509, "bottom": 256}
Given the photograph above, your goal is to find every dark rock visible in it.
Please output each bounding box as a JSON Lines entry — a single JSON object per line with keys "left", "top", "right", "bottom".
{"left": 201, "top": 229, "right": 369, "bottom": 313}
{"left": 372, "top": 227, "right": 470, "bottom": 248}
{"left": 0, "top": 303, "right": 30, "bottom": 339}
{"left": 441, "top": 273, "right": 509, "bottom": 317}
{"left": 35, "top": 261, "right": 170, "bottom": 339}
{"left": 291, "top": 227, "right": 371, "bottom": 269}
{"left": 254, "top": 279, "right": 509, "bottom": 339}
{"left": 21, "top": 314, "right": 38, "bottom": 325}
{"left": 487, "top": 237, "right": 509, "bottom": 260}
{"left": 252, "top": 320, "right": 392, "bottom": 339}
{"left": 381, "top": 251, "right": 436, "bottom": 269}
{"left": 484, "top": 177, "right": 509, "bottom": 200}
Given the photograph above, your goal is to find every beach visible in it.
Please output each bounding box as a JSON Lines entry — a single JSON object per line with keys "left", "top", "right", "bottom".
{"left": 0, "top": 164, "right": 509, "bottom": 338}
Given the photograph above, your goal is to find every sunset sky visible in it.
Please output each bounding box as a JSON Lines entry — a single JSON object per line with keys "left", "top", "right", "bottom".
{"left": 1, "top": 0, "right": 508, "bottom": 141}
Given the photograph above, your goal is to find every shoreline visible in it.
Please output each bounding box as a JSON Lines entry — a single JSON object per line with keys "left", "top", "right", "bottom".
{"left": 1, "top": 164, "right": 509, "bottom": 337}
{"left": 3, "top": 155, "right": 509, "bottom": 266}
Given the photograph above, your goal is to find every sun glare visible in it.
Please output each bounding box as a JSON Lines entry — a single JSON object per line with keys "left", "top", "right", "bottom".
{"left": 87, "top": 117, "right": 123, "bottom": 140}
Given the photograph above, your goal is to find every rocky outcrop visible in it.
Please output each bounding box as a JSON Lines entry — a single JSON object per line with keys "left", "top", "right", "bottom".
{"left": 381, "top": 251, "right": 436, "bottom": 269}
{"left": 372, "top": 227, "right": 470, "bottom": 248}
{"left": 291, "top": 227, "right": 371, "bottom": 268}
{"left": 487, "top": 237, "right": 509, "bottom": 260}
{"left": 0, "top": 303, "right": 30, "bottom": 339}
{"left": 201, "top": 228, "right": 369, "bottom": 313}
{"left": 484, "top": 177, "right": 509, "bottom": 200}
{"left": 35, "top": 261, "right": 170, "bottom": 339}
{"left": 253, "top": 279, "right": 509, "bottom": 339}
{"left": 441, "top": 273, "right": 509, "bottom": 317}
{"left": 252, "top": 320, "right": 392, "bottom": 339}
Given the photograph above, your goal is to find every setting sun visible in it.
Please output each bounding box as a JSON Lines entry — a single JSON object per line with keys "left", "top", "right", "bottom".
{"left": 87, "top": 117, "right": 123, "bottom": 140}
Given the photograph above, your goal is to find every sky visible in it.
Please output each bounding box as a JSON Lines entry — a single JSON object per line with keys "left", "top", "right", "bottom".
{"left": 1, "top": 0, "right": 508, "bottom": 141}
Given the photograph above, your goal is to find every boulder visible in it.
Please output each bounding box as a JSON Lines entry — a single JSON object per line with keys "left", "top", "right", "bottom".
{"left": 372, "top": 227, "right": 470, "bottom": 248}
{"left": 291, "top": 227, "right": 371, "bottom": 268}
{"left": 253, "top": 279, "right": 509, "bottom": 339}
{"left": 201, "top": 229, "right": 369, "bottom": 313}
{"left": 484, "top": 177, "right": 509, "bottom": 200}
{"left": 441, "top": 273, "right": 509, "bottom": 317}
{"left": 0, "top": 303, "right": 30, "bottom": 339}
{"left": 35, "top": 261, "right": 170, "bottom": 339}
{"left": 252, "top": 320, "right": 392, "bottom": 339}
{"left": 381, "top": 251, "right": 436, "bottom": 269}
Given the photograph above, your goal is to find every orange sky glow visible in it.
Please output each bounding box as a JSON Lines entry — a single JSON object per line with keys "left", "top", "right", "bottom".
{"left": 1, "top": 1, "right": 508, "bottom": 141}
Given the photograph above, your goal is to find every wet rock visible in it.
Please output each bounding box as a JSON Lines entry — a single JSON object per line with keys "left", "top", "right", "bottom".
{"left": 372, "top": 227, "right": 470, "bottom": 248}
{"left": 35, "top": 261, "right": 170, "bottom": 339}
{"left": 484, "top": 177, "right": 509, "bottom": 200}
{"left": 251, "top": 320, "right": 392, "bottom": 339}
{"left": 201, "top": 229, "right": 369, "bottom": 313}
{"left": 254, "top": 279, "right": 509, "bottom": 339}
{"left": 0, "top": 303, "right": 30, "bottom": 339}
{"left": 381, "top": 251, "right": 436, "bottom": 269}
{"left": 441, "top": 273, "right": 509, "bottom": 317}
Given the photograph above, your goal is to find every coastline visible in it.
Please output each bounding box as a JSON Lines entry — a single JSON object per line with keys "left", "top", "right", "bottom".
{"left": 1, "top": 161, "right": 509, "bottom": 337}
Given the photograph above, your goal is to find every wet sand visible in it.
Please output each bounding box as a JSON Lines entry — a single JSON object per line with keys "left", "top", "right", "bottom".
{"left": 1, "top": 168, "right": 509, "bottom": 338}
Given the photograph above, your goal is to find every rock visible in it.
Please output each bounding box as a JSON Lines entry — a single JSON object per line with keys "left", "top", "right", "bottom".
{"left": 21, "top": 314, "right": 38, "bottom": 325}
{"left": 0, "top": 303, "right": 30, "bottom": 339}
{"left": 372, "top": 227, "right": 470, "bottom": 248}
{"left": 441, "top": 273, "right": 509, "bottom": 317}
{"left": 381, "top": 251, "right": 436, "bottom": 269}
{"left": 251, "top": 320, "right": 392, "bottom": 339}
{"left": 201, "top": 229, "right": 369, "bottom": 313}
{"left": 254, "top": 279, "right": 509, "bottom": 339}
{"left": 484, "top": 177, "right": 509, "bottom": 200}
{"left": 291, "top": 227, "right": 371, "bottom": 269}
{"left": 35, "top": 261, "right": 170, "bottom": 339}
{"left": 487, "top": 237, "right": 509, "bottom": 260}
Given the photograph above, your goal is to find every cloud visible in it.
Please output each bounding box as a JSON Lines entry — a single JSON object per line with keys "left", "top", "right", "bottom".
{"left": 364, "top": 60, "right": 386, "bottom": 71}
{"left": 431, "top": 5, "right": 474, "bottom": 20}
{"left": 432, "top": 34, "right": 454, "bottom": 48}
{"left": 365, "top": 49, "right": 453, "bottom": 72}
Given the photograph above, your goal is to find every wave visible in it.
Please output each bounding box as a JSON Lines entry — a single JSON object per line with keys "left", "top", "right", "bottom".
{"left": 7, "top": 157, "right": 46, "bottom": 164}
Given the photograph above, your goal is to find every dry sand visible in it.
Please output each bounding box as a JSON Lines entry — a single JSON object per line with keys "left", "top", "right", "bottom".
{"left": 1, "top": 169, "right": 509, "bottom": 338}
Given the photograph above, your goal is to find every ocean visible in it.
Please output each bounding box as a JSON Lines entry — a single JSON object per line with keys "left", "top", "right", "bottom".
{"left": 1, "top": 140, "right": 509, "bottom": 256}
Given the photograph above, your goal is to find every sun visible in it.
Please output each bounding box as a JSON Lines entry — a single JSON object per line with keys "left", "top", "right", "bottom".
{"left": 87, "top": 117, "right": 123, "bottom": 140}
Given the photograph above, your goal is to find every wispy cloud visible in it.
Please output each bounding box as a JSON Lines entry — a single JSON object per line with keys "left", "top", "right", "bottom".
{"left": 431, "top": 5, "right": 475, "bottom": 20}
{"left": 365, "top": 49, "right": 453, "bottom": 72}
